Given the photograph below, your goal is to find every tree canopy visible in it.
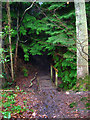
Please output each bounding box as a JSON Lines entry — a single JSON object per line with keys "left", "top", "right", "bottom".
{"left": 1, "top": 2, "right": 90, "bottom": 89}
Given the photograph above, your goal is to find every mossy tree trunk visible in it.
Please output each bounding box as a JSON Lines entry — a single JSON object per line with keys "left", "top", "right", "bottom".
{"left": 74, "top": 0, "right": 88, "bottom": 79}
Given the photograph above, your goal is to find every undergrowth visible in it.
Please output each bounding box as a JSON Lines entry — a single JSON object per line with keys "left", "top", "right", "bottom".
{"left": 69, "top": 96, "right": 89, "bottom": 110}
{"left": 71, "top": 75, "right": 90, "bottom": 92}
{"left": 22, "top": 67, "right": 28, "bottom": 77}
{"left": 0, "top": 86, "right": 34, "bottom": 119}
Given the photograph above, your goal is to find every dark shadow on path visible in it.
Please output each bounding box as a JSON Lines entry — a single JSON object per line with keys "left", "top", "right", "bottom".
{"left": 31, "top": 55, "right": 51, "bottom": 76}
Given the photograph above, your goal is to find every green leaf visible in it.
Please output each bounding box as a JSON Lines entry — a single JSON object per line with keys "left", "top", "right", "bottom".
{"left": 0, "top": 74, "right": 3, "bottom": 78}
{"left": 20, "top": 26, "right": 27, "bottom": 35}
{"left": 30, "top": 109, "right": 34, "bottom": 113}
{"left": 24, "top": 54, "right": 29, "bottom": 61}
{"left": 2, "top": 111, "right": 11, "bottom": 119}
{"left": 69, "top": 102, "right": 77, "bottom": 108}
{"left": 48, "top": 3, "right": 65, "bottom": 10}
{"left": 16, "top": 86, "right": 19, "bottom": 90}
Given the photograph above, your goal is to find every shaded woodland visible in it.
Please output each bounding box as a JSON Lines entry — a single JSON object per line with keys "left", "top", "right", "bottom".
{"left": 0, "top": 1, "right": 90, "bottom": 119}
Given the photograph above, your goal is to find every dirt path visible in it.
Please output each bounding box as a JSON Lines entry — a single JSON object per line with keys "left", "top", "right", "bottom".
{"left": 32, "top": 72, "right": 89, "bottom": 118}
{"left": 13, "top": 67, "right": 90, "bottom": 118}
{"left": 38, "top": 75, "right": 55, "bottom": 90}
{"left": 34, "top": 90, "right": 89, "bottom": 118}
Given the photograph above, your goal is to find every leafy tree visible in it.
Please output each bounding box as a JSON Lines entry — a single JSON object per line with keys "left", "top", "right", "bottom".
{"left": 17, "top": 2, "right": 77, "bottom": 89}
{"left": 2, "top": 2, "right": 90, "bottom": 89}
{"left": 0, "top": 2, "right": 2, "bottom": 84}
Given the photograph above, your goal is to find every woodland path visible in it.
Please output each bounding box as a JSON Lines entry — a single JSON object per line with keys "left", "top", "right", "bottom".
{"left": 38, "top": 73, "right": 55, "bottom": 91}
{"left": 15, "top": 64, "right": 89, "bottom": 119}
{"left": 32, "top": 71, "right": 89, "bottom": 118}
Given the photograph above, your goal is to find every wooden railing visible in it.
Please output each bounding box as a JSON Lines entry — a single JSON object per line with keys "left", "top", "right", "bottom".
{"left": 50, "top": 65, "right": 58, "bottom": 87}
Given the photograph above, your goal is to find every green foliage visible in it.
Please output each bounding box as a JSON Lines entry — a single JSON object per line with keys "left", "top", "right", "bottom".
{"left": 35, "top": 2, "right": 77, "bottom": 90}
{"left": 69, "top": 97, "right": 89, "bottom": 111}
{"left": 0, "top": 92, "right": 15, "bottom": 118}
{"left": 19, "top": 2, "right": 77, "bottom": 90}
{"left": 69, "top": 102, "right": 77, "bottom": 108}
{"left": 20, "top": 44, "right": 30, "bottom": 61}
{"left": 15, "top": 85, "right": 20, "bottom": 90}
{"left": 0, "top": 48, "right": 10, "bottom": 80}
{"left": 2, "top": 79, "right": 14, "bottom": 89}
{"left": 54, "top": 51, "right": 76, "bottom": 90}
{"left": 1, "top": 111, "right": 11, "bottom": 119}
{"left": 22, "top": 67, "right": 28, "bottom": 77}
{"left": 0, "top": 48, "right": 9, "bottom": 64}
{"left": 30, "top": 109, "right": 34, "bottom": 113}
{"left": 2, "top": 2, "right": 89, "bottom": 90}
{"left": 48, "top": 3, "right": 65, "bottom": 10}
{"left": 80, "top": 97, "right": 88, "bottom": 101}
{"left": 0, "top": 74, "right": 3, "bottom": 78}
{"left": 85, "top": 103, "right": 90, "bottom": 110}
{"left": 0, "top": 90, "right": 28, "bottom": 119}
{"left": 11, "top": 105, "right": 26, "bottom": 114}
{"left": 72, "top": 75, "right": 89, "bottom": 92}
{"left": 30, "top": 43, "right": 43, "bottom": 55}
{"left": 19, "top": 26, "right": 27, "bottom": 35}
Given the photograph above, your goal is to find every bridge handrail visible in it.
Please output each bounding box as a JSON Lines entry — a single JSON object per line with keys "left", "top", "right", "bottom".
{"left": 51, "top": 65, "right": 58, "bottom": 72}
{"left": 50, "top": 65, "right": 58, "bottom": 87}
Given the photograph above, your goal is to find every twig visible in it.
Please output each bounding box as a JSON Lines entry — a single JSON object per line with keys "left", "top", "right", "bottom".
{"left": 0, "top": 89, "right": 14, "bottom": 92}
{"left": 29, "top": 72, "right": 38, "bottom": 87}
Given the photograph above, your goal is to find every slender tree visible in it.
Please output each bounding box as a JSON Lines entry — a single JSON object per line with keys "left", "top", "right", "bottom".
{"left": 74, "top": 0, "right": 88, "bottom": 79}
{"left": 14, "top": 10, "right": 19, "bottom": 72}
{"left": 0, "top": 1, "right": 2, "bottom": 88}
{"left": 6, "top": 2, "right": 14, "bottom": 80}
{"left": 14, "top": 1, "right": 36, "bottom": 73}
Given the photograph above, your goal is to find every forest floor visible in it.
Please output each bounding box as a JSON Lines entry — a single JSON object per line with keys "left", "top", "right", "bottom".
{"left": 0, "top": 62, "right": 90, "bottom": 119}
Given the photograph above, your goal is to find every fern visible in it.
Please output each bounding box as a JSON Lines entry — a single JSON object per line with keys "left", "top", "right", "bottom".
{"left": 2, "top": 2, "right": 89, "bottom": 89}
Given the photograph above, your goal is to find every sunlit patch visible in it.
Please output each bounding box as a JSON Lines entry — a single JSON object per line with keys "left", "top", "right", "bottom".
{"left": 32, "top": 111, "right": 36, "bottom": 117}
{"left": 66, "top": 91, "right": 70, "bottom": 94}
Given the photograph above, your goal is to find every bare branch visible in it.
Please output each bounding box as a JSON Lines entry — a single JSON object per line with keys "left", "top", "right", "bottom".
{"left": 18, "top": 0, "right": 36, "bottom": 30}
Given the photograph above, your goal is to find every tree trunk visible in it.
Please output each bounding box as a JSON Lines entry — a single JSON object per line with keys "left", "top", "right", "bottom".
{"left": 74, "top": 0, "right": 88, "bottom": 79}
{"left": 6, "top": 2, "right": 14, "bottom": 80}
{"left": 14, "top": 10, "right": 19, "bottom": 73}
{"left": 0, "top": 1, "right": 2, "bottom": 88}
